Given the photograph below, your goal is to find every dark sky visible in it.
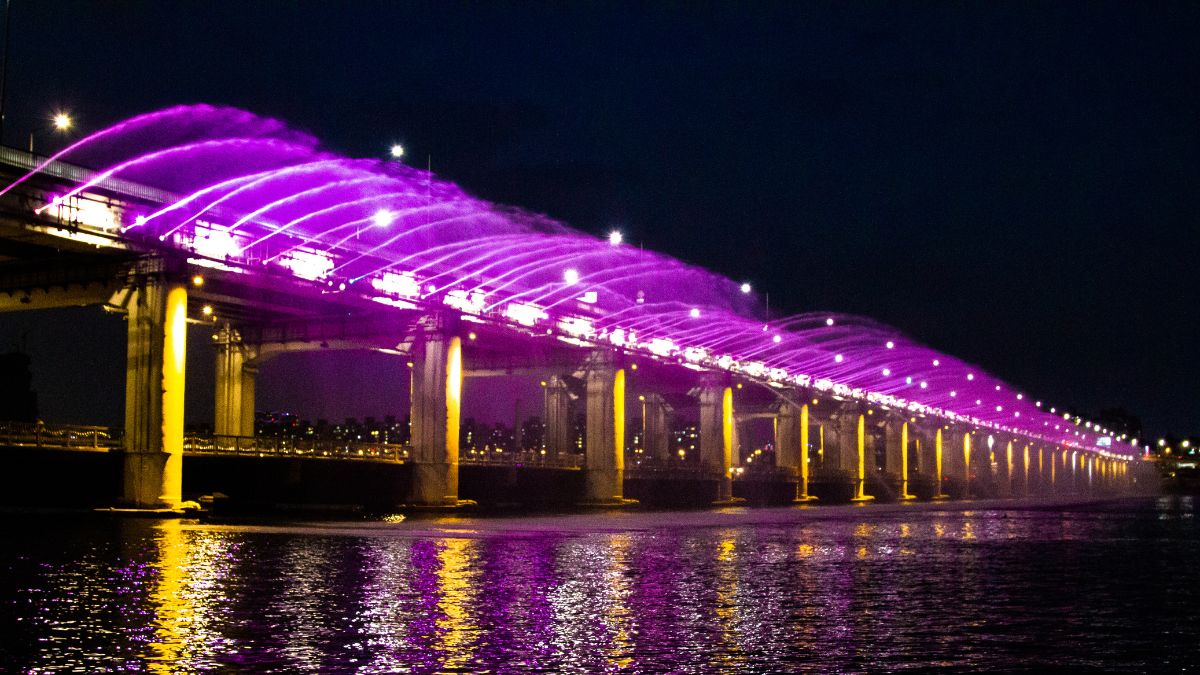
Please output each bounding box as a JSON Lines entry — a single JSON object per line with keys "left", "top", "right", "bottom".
{"left": 1, "top": 2, "right": 1196, "bottom": 436}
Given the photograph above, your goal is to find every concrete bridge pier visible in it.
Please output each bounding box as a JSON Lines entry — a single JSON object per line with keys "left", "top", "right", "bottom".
{"left": 775, "top": 396, "right": 815, "bottom": 502}
{"left": 940, "top": 427, "right": 969, "bottom": 499}
{"left": 641, "top": 393, "right": 672, "bottom": 462}
{"left": 214, "top": 326, "right": 257, "bottom": 437}
{"left": 581, "top": 351, "right": 629, "bottom": 505}
{"left": 931, "top": 427, "right": 950, "bottom": 499}
{"left": 543, "top": 375, "right": 573, "bottom": 456}
{"left": 408, "top": 319, "right": 463, "bottom": 507}
{"left": 883, "top": 418, "right": 916, "bottom": 500}
{"left": 831, "top": 406, "right": 873, "bottom": 502}
{"left": 697, "top": 376, "right": 737, "bottom": 504}
{"left": 121, "top": 276, "right": 187, "bottom": 509}
{"left": 1002, "top": 440, "right": 1015, "bottom": 497}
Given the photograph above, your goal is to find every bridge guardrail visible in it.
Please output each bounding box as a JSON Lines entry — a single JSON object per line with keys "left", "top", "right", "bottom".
{"left": 461, "top": 449, "right": 583, "bottom": 470}
{"left": 0, "top": 422, "right": 114, "bottom": 451}
{"left": 184, "top": 435, "right": 410, "bottom": 462}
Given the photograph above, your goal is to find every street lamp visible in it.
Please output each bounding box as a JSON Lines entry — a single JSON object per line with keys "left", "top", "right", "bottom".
{"left": 29, "top": 111, "right": 73, "bottom": 153}
{"left": 390, "top": 143, "right": 405, "bottom": 159}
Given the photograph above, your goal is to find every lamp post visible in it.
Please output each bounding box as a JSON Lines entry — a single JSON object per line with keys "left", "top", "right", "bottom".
{"left": 28, "top": 111, "right": 71, "bottom": 154}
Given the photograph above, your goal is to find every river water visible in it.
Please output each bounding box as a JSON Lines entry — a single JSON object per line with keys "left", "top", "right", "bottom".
{"left": 1, "top": 497, "right": 1196, "bottom": 673}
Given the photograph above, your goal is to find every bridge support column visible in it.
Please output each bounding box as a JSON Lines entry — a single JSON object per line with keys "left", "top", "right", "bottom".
{"left": 642, "top": 393, "right": 671, "bottom": 462}
{"left": 121, "top": 278, "right": 187, "bottom": 509}
{"left": 776, "top": 398, "right": 815, "bottom": 502}
{"left": 582, "top": 352, "right": 628, "bottom": 505}
{"left": 933, "top": 428, "right": 949, "bottom": 500}
{"left": 214, "top": 326, "right": 258, "bottom": 438}
{"left": 698, "top": 378, "right": 736, "bottom": 504}
{"left": 543, "top": 375, "right": 572, "bottom": 455}
{"left": 836, "top": 411, "right": 873, "bottom": 503}
{"left": 884, "top": 420, "right": 915, "bottom": 500}
{"left": 409, "top": 324, "right": 462, "bottom": 507}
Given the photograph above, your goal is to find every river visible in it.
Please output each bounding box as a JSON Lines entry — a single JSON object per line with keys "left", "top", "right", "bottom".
{"left": 1, "top": 497, "right": 1196, "bottom": 673}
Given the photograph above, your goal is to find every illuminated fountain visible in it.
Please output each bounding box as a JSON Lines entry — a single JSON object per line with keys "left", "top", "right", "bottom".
{"left": 3, "top": 104, "right": 1139, "bottom": 464}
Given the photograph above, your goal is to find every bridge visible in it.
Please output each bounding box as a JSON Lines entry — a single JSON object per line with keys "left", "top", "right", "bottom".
{"left": 0, "top": 105, "right": 1147, "bottom": 510}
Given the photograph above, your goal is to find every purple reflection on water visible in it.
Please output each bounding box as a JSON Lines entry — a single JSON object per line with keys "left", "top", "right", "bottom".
{"left": 1, "top": 500, "right": 1198, "bottom": 672}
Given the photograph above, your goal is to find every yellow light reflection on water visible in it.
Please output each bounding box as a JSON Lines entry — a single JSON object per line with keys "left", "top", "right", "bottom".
{"left": 714, "top": 534, "right": 744, "bottom": 668}
{"left": 147, "top": 521, "right": 234, "bottom": 673}
{"left": 436, "top": 538, "right": 480, "bottom": 670}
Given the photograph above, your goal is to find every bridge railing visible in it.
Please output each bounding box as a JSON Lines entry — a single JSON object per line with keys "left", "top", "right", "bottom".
{"left": 625, "top": 458, "right": 721, "bottom": 480}
{"left": 183, "top": 435, "right": 411, "bottom": 462}
{"left": 460, "top": 448, "right": 583, "bottom": 469}
{"left": 0, "top": 422, "right": 115, "bottom": 451}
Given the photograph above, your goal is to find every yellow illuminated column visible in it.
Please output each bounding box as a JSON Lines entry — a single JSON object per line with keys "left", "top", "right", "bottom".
{"left": 819, "top": 423, "right": 825, "bottom": 464}
{"left": 798, "top": 404, "right": 814, "bottom": 501}
{"left": 934, "top": 428, "right": 948, "bottom": 499}
{"left": 698, "top": 379, "right": 735, "bottom": 504}
{"left": 122, "top": 279, "right": 186, "bottom": 509}
{"left": 899, "top": 422, "right": 914, "bottom": 500}
{"left": 962, "top": 433, "right": 972, "bottom": 499}
{"left": 1005, "top": 441, "right": 1014, "bottom": 497}
{"left": 160, "top": 285, "right": 186, "bottom": 507}
{"left": 852, "top": 414, "right": 873, "bottom": 502}
{"left": 410, "top": 329, "right": 462, "bottom": 506}
{"left": 1050, "top": 449, "right": 1057, "bottom": 491}
{"left": 1037, "top": 448, "right": 1045, "bottom": 495}
{"left": 583, "top": 352, "right": 627, "bottom": 505}
{"left": 1023, "top": 445, "right": 1030, "bottom": 496}
{"left": 723, "top": 386, "right": 733, "bottom": 476}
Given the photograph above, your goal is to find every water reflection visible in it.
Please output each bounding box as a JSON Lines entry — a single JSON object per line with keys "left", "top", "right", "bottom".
{"left": 2, "top": 499, "right": 1198, "bottom": 672}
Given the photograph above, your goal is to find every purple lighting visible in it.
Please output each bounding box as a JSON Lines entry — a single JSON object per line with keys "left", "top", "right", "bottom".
{"left": 9, "top": 105, "right": 1132, "bottom": 458}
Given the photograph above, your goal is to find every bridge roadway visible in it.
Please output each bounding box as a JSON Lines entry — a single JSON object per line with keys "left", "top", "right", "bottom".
{"left": 0, "top": 147, "right": 1145, "bottom": 510}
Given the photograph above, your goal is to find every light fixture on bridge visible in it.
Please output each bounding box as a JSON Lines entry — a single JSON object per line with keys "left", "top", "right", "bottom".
{"left": 201, "top": 305, "right": 213, "bottom": 317}
{"left": 740, "top": 282, "right": 752, "bottom": 294}
{"left": 825, "top": 317, "right": 834, "bottom": 326}
{"left": 920, "top": 381, "right": 928, "bottom": 389}
{"left": 834, "top": 354, "right": 844, "bottom": 363}
{"left": 689, "top": 308, "right": 701, "bottom": 318}
{"left": 372, "top": 208, "right": 395, "bottom": 228}
{"left": 467, "top": 332, "right": 477, "bottom": 341}
{"left": 905, "top": 376, "right": 913, "bottom": 384}
{"left": 608, "top": 230, "right": 623, "bottom": 245}
{"left": 932, "top": 359, "right": 940, "bottom": 366}
{"left": 772, "top": 335, "right": 782, "bottom": 343}
{"left": 949, "top": 390, "right": 957, "bottom": 397}
{"left": 53, "top": 112, "right": 72, "bottom": 131}
{"left": 886, "top": 341, "right": 894, "bottom": 349}
{"left": 881, "top": 368, "right": 891, "bottom": 376}
{"left": 390, "top": 144, "right": 405, "bottom": 159}
{"left": 966, "top": 373, "right": 975, "bottom": 381}
{"left": 191, "top": 275, "right": 204, "bottom": 287}
{"left": 563, "top": 268, "right": 580, "bottom": 285}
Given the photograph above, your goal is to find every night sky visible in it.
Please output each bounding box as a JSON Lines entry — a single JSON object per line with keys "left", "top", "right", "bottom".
{"left": 0, "top": 2, "right": 1196, "bottom": 436}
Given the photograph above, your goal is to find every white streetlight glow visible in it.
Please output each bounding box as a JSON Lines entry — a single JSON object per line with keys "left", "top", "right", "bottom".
{"left": 740, "top": 282, "right": 752, "bottom": 294}
{"left": 390, "top": 144, "right": 405, "bottom": 159}
{"left": 608, "top": 230, "right": 623, "bottom": 245}
{"left": 563, "top": 268, "right": 580, "bottom": 285}
{"left": 53, "top": 112, "right": 72, "bottom": 131}
{"left": 689, "top": 307, "right": 701, "bottom": 318}
{"left": 372, "top": 208, "right": 394, "bottom": 227}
